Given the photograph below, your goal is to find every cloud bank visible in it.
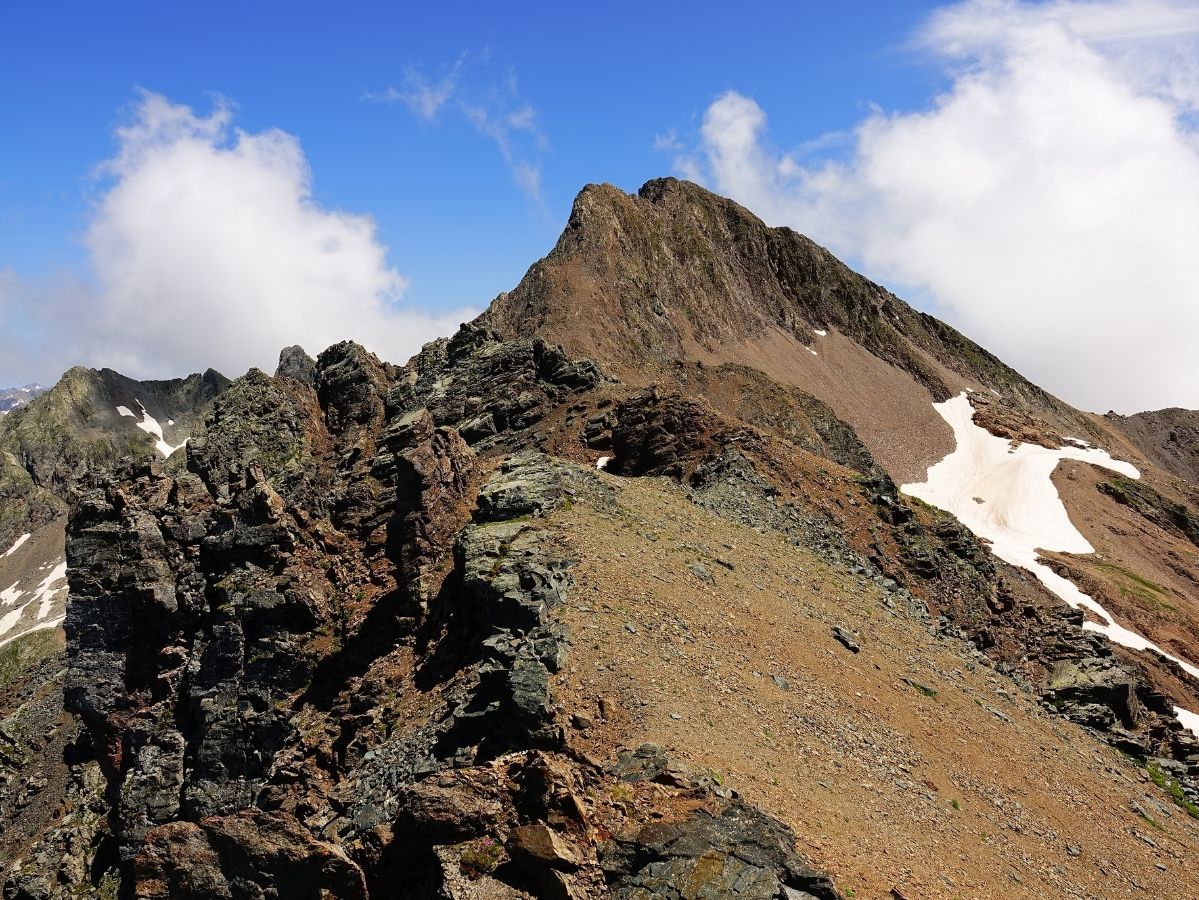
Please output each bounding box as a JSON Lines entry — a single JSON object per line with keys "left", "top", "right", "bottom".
{"left": 671, "top": 0, "right": 1199, "bottom": 413}
{"left": 2, "top": 92, "right": 470, "bottom": 384}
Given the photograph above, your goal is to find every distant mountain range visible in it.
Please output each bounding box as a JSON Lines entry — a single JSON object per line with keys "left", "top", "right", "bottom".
{"left": 2, "top": 179, "right": 1199, "bottom": 899}
{"left": 0, "top": 383, "right": 45, "bottom": 415}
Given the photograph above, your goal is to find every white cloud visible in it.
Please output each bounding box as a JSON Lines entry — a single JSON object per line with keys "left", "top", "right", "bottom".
{"left": 365, "top": 56, "right": 464, "bottom": 120}
{"left": 2, "top": 91, "right": 471, "bottom": 384}
{"left": 372, "top": 59, "right": 549, "bottom": 206}
{"left": 674, "top": 0, "right": 1199, "bottom": 413}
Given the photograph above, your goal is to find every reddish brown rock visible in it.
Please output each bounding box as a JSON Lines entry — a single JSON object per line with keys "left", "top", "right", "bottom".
{"left": 132, "top": 810, "right": 367, "bottom": 900}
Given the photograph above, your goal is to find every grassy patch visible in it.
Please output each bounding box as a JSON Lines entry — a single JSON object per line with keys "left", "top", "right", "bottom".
{"left": 1091, "top": 561, "right": 1175, "bottom": 611}
{"left": 903, "top": 676, "right": 938, "bottom": 699}
{"left": 459, "top": 837, "right": 504, "bottom": 879}
{"left": 0, "top": 628, "right": 63, "bottom": 689}
{"left": 1147, "top": 763, "right": 1199, "bottom": 819}
{"left": 1135, "top": 808, "right": 1165, "bottom": 831}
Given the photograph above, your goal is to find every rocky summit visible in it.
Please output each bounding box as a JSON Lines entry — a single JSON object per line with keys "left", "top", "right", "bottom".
{"left": 2, "top": 180, "right": 1199, "bottom": 899}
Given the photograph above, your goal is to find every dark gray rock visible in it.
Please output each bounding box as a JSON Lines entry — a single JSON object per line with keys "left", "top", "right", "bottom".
{"left": 832, "top": 626, "right": 860, "bottom": 654}
{"left": 275, "top": 345, "right": 317, "bottom": 387}
{"left": 600, "top": 800, "right": 841, "bottom": 899}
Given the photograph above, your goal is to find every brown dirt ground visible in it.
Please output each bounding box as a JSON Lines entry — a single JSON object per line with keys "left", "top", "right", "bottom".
{"left": 697, "top": 327, "right": 959, "bottom": 485}
{"left": 546, "top": 472, "right": 1199, "bottom": 900}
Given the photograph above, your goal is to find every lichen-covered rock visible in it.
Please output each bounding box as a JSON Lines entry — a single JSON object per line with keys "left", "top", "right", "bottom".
{"left": 394, "top": 324, "right": 604, "bottom": 451}
{"left": 600, "top": 802, "right": 840, "bottom": 900}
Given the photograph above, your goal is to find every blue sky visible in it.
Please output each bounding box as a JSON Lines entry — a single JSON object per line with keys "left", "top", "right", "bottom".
{"left": 0, "top": 1, "right": 941, "bottom": 306}
{"left": 3, "top": 1, "right": 1199, "bottom": 412}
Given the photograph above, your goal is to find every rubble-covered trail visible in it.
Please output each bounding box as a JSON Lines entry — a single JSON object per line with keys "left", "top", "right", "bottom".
{"left": 552, "top": 472, "right": 1199, "bottom": 900}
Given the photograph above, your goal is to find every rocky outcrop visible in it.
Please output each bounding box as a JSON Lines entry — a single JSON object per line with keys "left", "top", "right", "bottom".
{"left": 378, "top": 408, "right": 477, "bottom": 604}
{"left": 62, "top": 347, "right": 413, "bottom": 879}
{"left": 274, "top": 345, "right": 317, "bottom": 388}
{"left": 40, "top": 328, "right": 849, "bottom": 897}
{"left": 601, "top": 800, "right": 839, "bottom": 900}
{"left": 396, "top": 324, "right": 605, "bottom": 450}
{"left": 1097, "top": 473, "right": 1199, "bottom": 550}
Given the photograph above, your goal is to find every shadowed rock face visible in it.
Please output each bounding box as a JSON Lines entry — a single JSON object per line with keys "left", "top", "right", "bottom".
{"left": 1108, "top": 407, "right": 1199, "bottom": 489}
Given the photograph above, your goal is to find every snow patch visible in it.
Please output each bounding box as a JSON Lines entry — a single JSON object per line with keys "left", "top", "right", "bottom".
{"left": 2, "top": 533, "right": 30, "bottom": 558}
{"left": 1175, "top": 706, "right": 1199, "bottom": 739}
{"left": 596, "top": 456, "right": 611, "bottom": 470}
{"left": 119, "top": 400, "right": 186, "bottom": 457}
{"left": 0, "top": 604, "right": 27, "bottom": 638}
{"left": 807, "top": 347, "right": 818, "bottom": 356}
{"left": 901, "top": 393, "right": 1199, "bottom": 717}
{"left": 0, "top": 558, "right": 67, "bottom": 641}
{"left": 813, "top": 329, "right": 828, "bottom": 337}
{"left": 32, "top": 561, "right": 67, "bottom": 620}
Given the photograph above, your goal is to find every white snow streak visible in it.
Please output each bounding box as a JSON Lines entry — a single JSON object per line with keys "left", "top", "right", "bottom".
{"left": 596, "top": 456, "right": 612, "bottom": 470}
{"left": 0, "top": 616, "right": 64, "bottom": 650}
{"left": 0, "top": 605, "right": 26, "bottom": 638}
{"left": 32, "top": 561, "right": 67, "bottom": 620}
{"left": 813, "top": 329, "right": 828, "bottom": 337}
{"left": 1175, "top": 706, "right": 1199, "bottom": 739}
{"left": 901, "top": 392, "right": 1199, "bottom": 734}
{"left": 2, "top": 533, "right": 30, "bottom": 558}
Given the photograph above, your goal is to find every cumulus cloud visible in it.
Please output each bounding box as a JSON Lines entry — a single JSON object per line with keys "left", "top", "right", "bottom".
{"left": 672, "top": 0, "right": 1199, "bottom": 413}
{"left": 2, "top": 91, "right": 470, "bottom": 384}
{"left": 371, "top": 58, "right": 549, "bottom": 206}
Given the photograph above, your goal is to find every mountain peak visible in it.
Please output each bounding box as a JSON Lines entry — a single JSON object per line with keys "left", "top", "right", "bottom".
{"left": 480, "top": 177, "right": 1088, "bottom": 482}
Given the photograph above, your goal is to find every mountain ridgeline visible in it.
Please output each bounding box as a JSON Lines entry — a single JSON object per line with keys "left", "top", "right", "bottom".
{"left": 2, "top": 179, "right": 1199, "bottom": 899}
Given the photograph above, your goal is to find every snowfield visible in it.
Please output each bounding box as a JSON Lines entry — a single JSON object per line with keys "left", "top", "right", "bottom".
{"left": 902, "top": 392, "right": 1199, "bottom": 734}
